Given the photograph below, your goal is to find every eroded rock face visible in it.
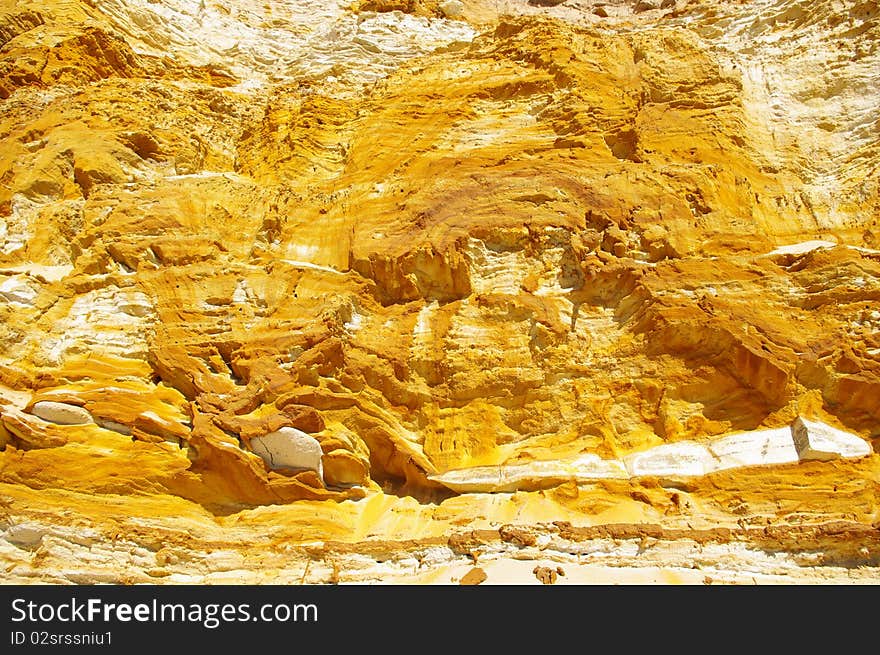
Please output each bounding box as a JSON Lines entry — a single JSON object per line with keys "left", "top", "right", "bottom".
{"left": 0, "top": 0, "right": 878, "bottom": 584}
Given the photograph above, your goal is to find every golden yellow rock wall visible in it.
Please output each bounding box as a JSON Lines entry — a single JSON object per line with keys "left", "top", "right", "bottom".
{"left": 0, "top": 0, "right": 878, "bottom": 583}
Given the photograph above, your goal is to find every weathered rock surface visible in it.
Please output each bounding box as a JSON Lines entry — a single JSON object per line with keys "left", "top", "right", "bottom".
{"left": 0, "top": 0, "right": 878, "bottom": 584}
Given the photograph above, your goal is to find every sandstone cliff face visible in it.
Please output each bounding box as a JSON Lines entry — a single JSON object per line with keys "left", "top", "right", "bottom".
{"left": 0, "top": 0, "right": 878, "bottom": 584}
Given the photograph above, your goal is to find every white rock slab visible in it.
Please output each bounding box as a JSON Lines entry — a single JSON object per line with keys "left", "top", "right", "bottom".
{"left": 708, "top": 427, "right": 799, "bottom": 471}
{"left": 567, "top": 454, "right": 630, "bottom": 480}
{"left": 766, "top": 240, "right": 837, "bottom": 257}
{"left": 0, "top": 276, "right": 38, "bottom": 305}
{"left": 30, "top": 401, "right": 93, "bottom": 425}
{"left": 791, "top": 417, "right": 872, "bottom": 461}
{"left": 623, "top": 441, "right": 715, "bottom": 477}
{"left": 97, "top": 419, "right": 132, "bottom": 436}
{"left": 429, "top": 466, "right": 504, "bottom": 493}
{"left": 250, "top": 427, "right": 323, "bottom": 481}
{"left": 429, "top": 418, "right": 873, "bottom": 493}
{"left": 429, "top": 454, "right": 628, "bottom": 493}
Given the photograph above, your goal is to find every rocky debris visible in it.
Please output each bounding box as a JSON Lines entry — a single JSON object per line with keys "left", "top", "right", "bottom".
{"left": 29, "top": 401, "right": 93, "bottom": 426}
{"left": 533, "top": 566, "right": 559, "bottom": 584}
{"left": 249, "top": 427, "right": 324, "bottom": 481}
{"left": 459, "top": 567, "right": 487, "bottom": 585}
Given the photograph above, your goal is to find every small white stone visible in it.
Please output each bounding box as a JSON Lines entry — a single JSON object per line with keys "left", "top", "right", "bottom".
{"left": 250, "top": 427, "right": 324, "bottom": 480}
{"left": 791, "top": 417, "right": 872, "bottom": 461}
{"left": 30, "top": 401, "right": 93, "bottom": 426}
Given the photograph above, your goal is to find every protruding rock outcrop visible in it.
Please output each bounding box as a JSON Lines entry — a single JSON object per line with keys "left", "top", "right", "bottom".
{"left": 249, "top": 427, "right": 325, "bottom": 482}
{"left": 791, "top": 417, "right": 872, "bottom": 461}
{"left": 29, "top": 401, "right": 93, "bottom": 426}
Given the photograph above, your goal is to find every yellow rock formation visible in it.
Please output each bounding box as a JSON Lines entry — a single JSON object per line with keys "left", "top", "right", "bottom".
{"left": 0, "top": 0, "right": 878, "bottom": 583}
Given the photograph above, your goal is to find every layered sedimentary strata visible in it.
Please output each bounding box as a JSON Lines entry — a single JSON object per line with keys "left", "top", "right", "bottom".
{"left": 0, "top": 0, "right": 878, "bottom": 583}
{"left": 430, "top": 418, "right": 872, "bottom": 492}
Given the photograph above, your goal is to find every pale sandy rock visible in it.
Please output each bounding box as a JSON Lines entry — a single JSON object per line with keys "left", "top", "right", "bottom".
{"left": 204, "top": 550, "right": 246, "bottom": 573}
{"left": 4, "top": 523, "right": 47, "bottom": 549}
{"left": 0, "top": 264, "right": 73, "bottom": 283}
{"left": 250, "top": 427, "right": 324, "bottom": 480}
{"left": 430, "top": 454, "right": 628, "bottom": 492}
{"left": 92, "top": 0, "right": 476, "bottom": 89}
{"left": 32, "top": 287, "right": 155, "bottom": 366}
{"left": 624, "top": 442, "right": 716, "bottom": 477}
{"left": 97, "top": 419, "right": 133, "bottom": 436}
{"left": 30, "top": 401, "right": 93, "bottom": 426}
{"left": 439, "top": 1, "right": 465, "bottom": 19}
{"left": 791, "top": 417, "right": 872, "bottom": 462}
{"left": 708, "top": 428, "right": 799, "bottom": 470}
{"left": 766, "top": 240, "right": 838, "bottom": 257}
{"left": 0, "top": 276, "right": 39, "bottom": 305}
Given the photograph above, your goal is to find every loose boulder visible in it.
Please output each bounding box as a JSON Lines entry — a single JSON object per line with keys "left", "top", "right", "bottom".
{"left": 250, "top": 427, "right": 324, "bottom": 481}
{"left": 30, "top": 401, "right": 93, "bottom": 426}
